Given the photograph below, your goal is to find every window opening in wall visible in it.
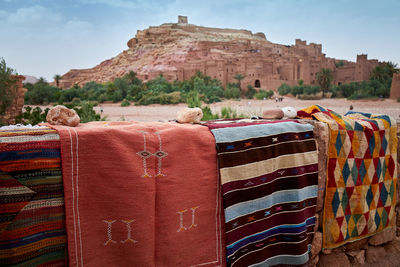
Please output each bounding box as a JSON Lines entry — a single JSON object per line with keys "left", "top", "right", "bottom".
{"left": 255, "top": 80, "right": 261, "bottom": 88}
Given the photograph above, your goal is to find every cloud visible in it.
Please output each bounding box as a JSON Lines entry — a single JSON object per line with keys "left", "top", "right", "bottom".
{"left": 75, "top": 0, "right": 152, "bottom": 9}
{"left": 5, "top": 5, "right": 62, "bottom": 25}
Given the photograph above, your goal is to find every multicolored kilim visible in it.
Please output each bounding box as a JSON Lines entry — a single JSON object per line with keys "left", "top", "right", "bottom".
{"left": 204, "top": 119, "right": 318, "bottom": 267}
{"left": 298, "top": 105, "right": 398, "bottom": 249}
{"left": 0, "top": 126, "right": 66, "bottom": 266}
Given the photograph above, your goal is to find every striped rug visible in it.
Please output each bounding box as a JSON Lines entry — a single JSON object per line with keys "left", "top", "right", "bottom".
{"left": 205, "top": 119, "right": 319, "bottom": 267}
{"left": 0, "top": 126, "right": 66, "bottom": 266}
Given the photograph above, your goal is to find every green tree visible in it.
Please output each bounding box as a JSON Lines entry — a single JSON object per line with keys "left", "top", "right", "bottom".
{"left": 370, "top": 66, "right": 389, "bottom": 83}
{"left": 278, "top": 83, "right": 291, "bottom": 95}
{"left": 53, "top": 74, "right": 61, "bottom": 87}
{"left": 233, "top": 74, "right": 245, "bottom": 94}
{"left": 384, "top": 61, "right": 399, "bottom": 77}
{"left": 0, "top": 58, "right": 17, "bottom": 120}
{"left": 316, "top": 68, "right": 333, "bottom": 97}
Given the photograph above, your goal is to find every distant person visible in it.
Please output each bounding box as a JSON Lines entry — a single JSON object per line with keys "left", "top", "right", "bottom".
{"left": 100, "top": 105, "right": 104, "bottom": 114}
{"left": 349, "top": 105, "right": 353, "bottom": 111}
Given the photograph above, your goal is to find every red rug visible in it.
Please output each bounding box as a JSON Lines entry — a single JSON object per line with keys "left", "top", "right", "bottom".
{"left": 49, "top": 121, "right": 225, "bottom": 266}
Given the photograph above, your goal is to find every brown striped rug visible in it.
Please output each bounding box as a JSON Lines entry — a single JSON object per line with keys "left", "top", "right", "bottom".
{"left": 204, "top": 119, "right": 318, "bottom": 267}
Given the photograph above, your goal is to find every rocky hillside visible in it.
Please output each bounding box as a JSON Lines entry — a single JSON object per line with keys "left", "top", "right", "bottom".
{"left": 59, "top": 16, "right": 379, "bottom": 90}
{"left": 59, "top": 19, "right": 268, "bottom": 88}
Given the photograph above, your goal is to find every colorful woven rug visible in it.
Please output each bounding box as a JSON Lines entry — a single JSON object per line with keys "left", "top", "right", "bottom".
{"left": 0, "top": 126, "right": 66, "bottom": 266}
{"left": 49, "top": 121, "right": 224, "bottom": 266}
{"left": 298, "top": 105, "right": 398, "bottom": 249}
{"left": 204, "top": 119, "right": 318, "bottom": 267}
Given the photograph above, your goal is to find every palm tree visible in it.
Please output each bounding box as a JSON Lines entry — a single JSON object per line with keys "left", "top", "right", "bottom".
{"left": 316, "top": 68, "right": 333, "bottom": 97}
{"left": 53, "top": 74, "right": 61, "bottom": 87}
{"left": 370, "top": 66, "right": 388, "bottom": 82}
{"left": 234, "top": 74, "right": 245, "bottom": 95}
{"left": 384, "top": 62, "right": 399, "bottom": 77}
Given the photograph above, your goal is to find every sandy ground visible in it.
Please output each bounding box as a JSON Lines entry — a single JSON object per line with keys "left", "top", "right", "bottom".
{"left": 89, "top": 98, "right": 400, "bottom": 123}
{"left": 30, "top": 98, "right": 400, "bottom": 123}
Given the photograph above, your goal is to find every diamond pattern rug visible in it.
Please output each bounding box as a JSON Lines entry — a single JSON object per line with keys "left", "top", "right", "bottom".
{"left": 298, "top": 105, "right": 398, "bottom": 249}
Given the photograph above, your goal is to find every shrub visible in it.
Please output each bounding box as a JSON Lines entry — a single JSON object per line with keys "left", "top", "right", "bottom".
{"left": 224, "top": 83, "right": 241, "bottom": 99}
{"left": 397, "top": 97, "right": 400, "bottom": 102}
{"left": 245, "top": 85, "right": 257, "bottom": 99}
{"left": 254, "top": 90, "right": 274, "bottom": 100}
{"left": 15, "top": 106, "right": 50, "bottom": 125}
{"left": 135, "top": 91, "right": 182, "bottom": 105}
{"left": 201, "top": 106, "right": 219, "bottom": 121}
{"left": 121, "top": 99, "right": 130, "bottom": 107}
{"left": 186, "top": 90, "right": 202, "bottom": 108}
{"left": 220, "top": 107, "right": 238, "bottom": 119}
{"left": 277, "top": 83, "right": 291, "bottom": 95}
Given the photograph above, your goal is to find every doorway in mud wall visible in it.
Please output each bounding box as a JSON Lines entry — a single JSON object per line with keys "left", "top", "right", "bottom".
{"left": 255, "top": 80, "right": 261, "bottom": 88}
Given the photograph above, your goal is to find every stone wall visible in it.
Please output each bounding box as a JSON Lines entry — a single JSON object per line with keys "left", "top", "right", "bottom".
{"left": 0, "top": 75, "right": 26, "bottom": 124}
{"left": 390, "top": 73, "right": 400, "bottom": 99}
{"left": 308, "top": 122, "right": 400, "bottom": 267}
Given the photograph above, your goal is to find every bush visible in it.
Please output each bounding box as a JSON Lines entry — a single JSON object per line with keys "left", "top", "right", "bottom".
{"left": 278, "top": 83, "right": 291, "bottom": 95}
{"left": 220, "top": 107, "right": 238, "bottom": 118}
{"left": 254, "top": 90, "right": 274, "bottom": 100}
{"left": 245, "top": 85, "right": 257, "bottom": 99}
{"left": 65, "top": 101, "right": 104, "bottom": 123}
{"left": 397, "top": 97, "right": 400, "bottom": 102}
{"left": 136, "top": 91, "right": 182, "bottom": 105}
{"left": 224, "top": 83, "right": 241, "bottom": 99}
{"left": 186, "top": 90, "right": 202, "bottom": 108}
{"left": 15, "top": 106, "right": 50, "bottom": 125}
{"left": 201, "top": 106, "right": 219, "bottom": 121}
{"left": 121, "top": 99, "right": 130, "bottom": 107}
{"left": 297, "top": 91, "right": 323, "bottom": 100}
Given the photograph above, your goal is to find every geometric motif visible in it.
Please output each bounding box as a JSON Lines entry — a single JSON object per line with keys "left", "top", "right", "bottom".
{"left": 298, "top": 105, "right": 398, "bottom": 249}
{"left": 136, "top": 131, "right": 168, "bottom": 178}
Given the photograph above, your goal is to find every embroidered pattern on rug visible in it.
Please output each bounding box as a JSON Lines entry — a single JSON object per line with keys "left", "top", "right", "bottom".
{"left": 205, "top": 119, "right": 318, "bottom": 267}
{"left": 50, "top": 121, "right": 224, "bottom": 267}
{"left": 298, "top": 105, "right": 398, "bottom": 249}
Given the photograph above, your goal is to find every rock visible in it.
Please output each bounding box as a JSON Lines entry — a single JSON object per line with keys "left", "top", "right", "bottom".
{"left": 345, "top": 237, "right": 369, "bottom": 251}
{"left": 366, "top": 246, "right": 386, "bottom": 263}
{"left": 368, "top": 226, "right": 396, "bottom": 246}
{"left": 262, "top": 109, "right": 284, "bottom": 120}
{"left": 384, "top": 236, "right": 400, "bottom": 253}
{"left": 176, "top": 107, "right": 203, "bottom": 123}
{"left": 46, "top": 105, "right": 80, "bottom": 127}
{"left": 346, "top": 249, "right": 365, "bottom": 265}
{"left": 317, "top": 251, "right": 351, "bottom": 267}
{"left": 322, "top": 249, "right": 332, "bottom": 255}
{"left": 311, "top": 255, "right": 319, "bottom": 266}
{"left": 281, "top": 107, "right": 297, "bottom": 118}
{"left": 314, "top": 213, "right": 319, "bottom": 233}
{"left": 318, "top": 211, "right": 323, "bottom": 229}
{"left": 311, "top": 231, "right": 323, "bottom": 256}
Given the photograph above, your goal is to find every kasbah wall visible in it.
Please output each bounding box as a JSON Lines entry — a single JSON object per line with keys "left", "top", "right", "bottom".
{"left": 59, "top": 16, "right": 383, "bottom": 92}
{"left": 0, "top": 75, "right": 26, "bottom": 125}
{"left": 390, "top": 73, "right": 400, "bottom": 99}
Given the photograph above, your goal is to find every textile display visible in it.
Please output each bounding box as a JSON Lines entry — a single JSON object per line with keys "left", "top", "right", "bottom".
{"left": 49, "top": 121, "right": 224, "bottom": 267}
{"left": 0, "top": 126, "right": 66, "bottom": 266}
{"left": 298, "top": 105, "right": 398, "bottom": 249}
{"left": 204, "top": 119, "right": 318, "bottom": 267}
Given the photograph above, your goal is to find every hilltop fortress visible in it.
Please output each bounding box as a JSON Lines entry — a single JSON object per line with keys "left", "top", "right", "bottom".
{"left": 59, "top": 16, "right": 381, "bottom": 90}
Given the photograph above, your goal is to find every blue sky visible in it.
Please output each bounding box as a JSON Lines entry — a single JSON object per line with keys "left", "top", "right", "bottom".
{"left": 0, "top": 0, "right": 399, "bottom": 81}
